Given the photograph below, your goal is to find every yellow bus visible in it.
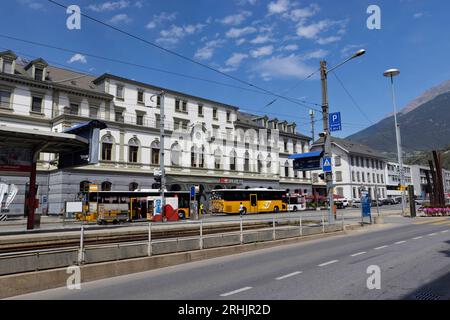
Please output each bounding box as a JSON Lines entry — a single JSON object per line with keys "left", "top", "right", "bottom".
{"left": 210, "top": 189, "right": 288, "bottom": 215}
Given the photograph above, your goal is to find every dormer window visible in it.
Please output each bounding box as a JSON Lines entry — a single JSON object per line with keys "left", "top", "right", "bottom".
{"left": 0, "top": 50, "right": 17, "bottom": 75}
{"left": 116, "top": 84, "right": 124, "bottom": 100}
{"left": 34, "top": 68, "right": 44, "bottom": 81}
{"left": 2, "top": 60, "right": 12, "bottom": 74}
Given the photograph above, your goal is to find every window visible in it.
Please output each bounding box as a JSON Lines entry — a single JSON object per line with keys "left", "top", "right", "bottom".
{"left": 381, "top": 175, "right": 384, "bottom": 184}
{"left": 335, "top": 171, "right": 342, "bottom": 182}
{"left": 0, "top": 90, "right": 11, "bottom": 108}
{"left": 350, "top": 156, "right": 354, "bottom": 166}
{"left": 198, "top": 104, "right": 203, "bottom": 117}
{"left": 377, "top": 174, "right": 380, "bottom": 184}
{"left": 284, "top": 140, "right": 288, "bottom": 152}
{"left": 352, "top": 171, "right": 355, "bottom": 182}
{"left": 335, "top": 156, "right": 342, "bottom": 167}
{"left": 115, "top": 110, "right": 124, "bottom": 122}
{"left": 116, "top": 85, "right": 124, "bottom": 99}
{"left": 101, "top": 181, "right": 112, "bottom": 191}
{"left": 214, "top": 149, "right": 221, "bottom": 169}
{"left": 182, "top": 100, "right": 187, "bottom": 112}
{"left": 373, "top": 173, "right": 376, "bottom": 183}
{"left": 80, "top": 181, "right": 90, "bottom": 193}
{"left": 156, "top": 95, "right": 161, "bottom": 108}
{"left": 128, "top": 139, "right": 139, "bottom": 163}
{"left": 284, "top": 162, "right": 289, "bottom": 177}
{"left": 266, "top": 155, "right": 272, "bottom": 170}
{"left": 2, "top": 60, "right": 12, "bottom": 74}
{"left": 151, "top": 141, "right": 160, "bottom": 165}
{"left": 171, "top": 143, "right": 181, "bottom": 166}
{"left": 213, "top": 108, "right": 218, "bottom": 119}
{"left": 356, "top": 157, "right": 360, "bottom": 167}
{"left": 101, "top": 136, "right": 113, "bottom": 161}
{"left": 137, "top": 90, "right": 144, "bottom": 103}
{"left": 230, "top": 150, "right": 237, "bottom": 171}
{"left": 362, "top": 173, "right": 365, "bottom": 183}
{"left": 175, "top": 99, "right": 181, "bottom": 111}
{"left": 366, "top": 158, "right": 370, "bottom": 168}
{"left": 293, "top": 141, "right": 297, "bottom": 153}
{"left": 336, "top": 187, "right": 344, "bottom": 197}
{"left": 89, "top": 107, "right": 98, "bottom": 118}
{"left": 226, "top": 111, "right": 231, "bottom": 122}
{"left": 31, "top": 96, "right": 43, "bottom": 113}
{"left": 353, "top": 187, "right": 357, "bottom": 199}
{"left": 136, "top": 114, "right": 144, "bottom": 125}
{"left": 34, "top": 68, "right": 43, "bottom": 81}
{"left": 129, "top": 182, "right": 139, "bottom": 191}
{"left": 371, "top": 159, "right": 375, "bottom": 168}
{"left": 357, "top": 172, "right": 360, "bottom": 182}
{"left": 244, "top": 151, "right": 250, "bottom": 171}
{"left": 367, "top": 173, "right": 371, "bottom": 183}
{"left": 69, "top": 103, "right": 79, "bottom": 115}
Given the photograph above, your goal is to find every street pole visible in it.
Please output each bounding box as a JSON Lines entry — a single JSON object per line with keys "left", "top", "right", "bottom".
{"left": 384, "top": 69, "right": 406, "bottom": 215}
{"left": 310, "top": 109, "right": 315, "bottom": 142}
{"left": 320, "top": 60, "right": 334, "bottom": 224}
{"left": 159, "top": 91, "right": 166, "bottom": 221}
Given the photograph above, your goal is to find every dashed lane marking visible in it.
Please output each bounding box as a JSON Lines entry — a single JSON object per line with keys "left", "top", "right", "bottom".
{"left": 275, "top": 271, "right": 302, "bottom": 281}
{"left": 395, "top": 241, "right": 407, "bottom": 245}
{"left": 441, "top": 230, "right": 448, "bottom": 233}
{"left": 413, "top": 236, "right": 423, "bottom": 240}
{"left": 350, "top": 252, "right": 366, "bottom": 257}
{"left": 318, "top": 260, "right": 339, "bottom": 267}
{"left": 374, "top": 245, "right": 389, "bottom": 250}
{"left": 428, "top": 233, "right": 437, "bottom": 237}
{"left": 220, "top": 287, "right": 253, "bottom": 297}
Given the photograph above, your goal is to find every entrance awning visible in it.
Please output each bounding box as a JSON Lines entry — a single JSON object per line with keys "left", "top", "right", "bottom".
{"left": 288, "top": 151, "right": 323, "bottom": 160}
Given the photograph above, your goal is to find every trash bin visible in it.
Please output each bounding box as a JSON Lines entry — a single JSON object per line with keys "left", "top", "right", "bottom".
{"left": 34, "top": 214, "right": 41, "bottom": 228}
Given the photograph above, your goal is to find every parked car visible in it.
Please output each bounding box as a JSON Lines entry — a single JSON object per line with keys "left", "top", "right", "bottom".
{"left": 371, "top": 199, "right": 383, "bottom": 207}
{"left": 352, "top": 199, "right": 361, "bottom": 208}
{"left": 381, "top": 198, "right": 392, "bottom": 205}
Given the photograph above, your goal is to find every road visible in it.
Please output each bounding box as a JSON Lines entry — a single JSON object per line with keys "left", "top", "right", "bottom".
{"left": 10, "top": 216, "right": 450, "bottom": 300}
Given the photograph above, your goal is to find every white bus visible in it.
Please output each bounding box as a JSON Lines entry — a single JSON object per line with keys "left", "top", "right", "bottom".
{"left": 287, "top": 194, "right": 306, "bottom": 212}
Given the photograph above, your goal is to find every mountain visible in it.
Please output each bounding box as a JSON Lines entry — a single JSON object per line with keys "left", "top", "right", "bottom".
{"left": 347, "top": 82, "right": 450, "bottom": 156}
{"left": 406, "top": 148, "right": 450, "bottom": 169}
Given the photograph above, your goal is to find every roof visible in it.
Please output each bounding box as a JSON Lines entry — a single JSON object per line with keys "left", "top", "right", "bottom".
{"left": 288, "top": 151, "right": 323, "bottom": 159}
{"left": 312, "top": 136, "right": 387, "bottom": 159}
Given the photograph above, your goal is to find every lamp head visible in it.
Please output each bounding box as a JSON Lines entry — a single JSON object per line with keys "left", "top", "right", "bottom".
{"left": 352, "top": 49, "right": 366, "bottom": 59}
{"left": 383, "top": 68, "right": 400, "bottom": 78}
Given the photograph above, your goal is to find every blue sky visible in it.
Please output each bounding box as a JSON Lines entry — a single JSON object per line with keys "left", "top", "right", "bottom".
{"left": 2, "top": 0, "right": 450, "bottom": 138}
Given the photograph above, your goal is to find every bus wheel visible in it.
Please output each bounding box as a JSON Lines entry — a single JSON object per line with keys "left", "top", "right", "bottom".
{"left": 178, "top": 210, "right": 186, "bottom": 219}
{"left": 274, "top": 206, "right": 280, "bottom": 213}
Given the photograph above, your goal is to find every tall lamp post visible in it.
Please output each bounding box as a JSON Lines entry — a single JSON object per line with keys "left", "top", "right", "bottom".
{"left": 320, "top": 49, "right": 366, "bottom": 224}
{"left": 383, "top": 69, "right": 406, "bottom": 215}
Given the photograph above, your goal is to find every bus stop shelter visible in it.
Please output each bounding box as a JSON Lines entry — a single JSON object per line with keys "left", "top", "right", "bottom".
{"left": 0, "top": 126, "right": 89, "bottom": 230}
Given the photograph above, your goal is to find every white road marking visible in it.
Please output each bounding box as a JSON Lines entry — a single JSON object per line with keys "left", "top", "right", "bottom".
{"left": 275, "top": 271, "right": 302, "bottom": 281}
{"left": 413, "top": 236, "right": 423, "bottom": 240}
{"left": 350, "top": 252, "right": 366, "bottom": 257}
{"left": 441, "top": 230, "right": 448, "bottom": 233}
{"left": 395, "top": 241, "right": 406, "bottom": 245}
{"left": 220, "top": 287, "right": 253, "bottom": 297}
{"left": 374, "top": 245, "right": 389, "bottom": 250}
{"left": 318, "top": 260, "right": 339, "bottom": 267}
{"left": 428, "top": 233, "right": 437, "bottom": 236}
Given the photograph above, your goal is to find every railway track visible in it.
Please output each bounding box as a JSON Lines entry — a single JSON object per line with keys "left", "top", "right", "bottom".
{"left": 0, "top": 220, "right": 316, "bottom": 255}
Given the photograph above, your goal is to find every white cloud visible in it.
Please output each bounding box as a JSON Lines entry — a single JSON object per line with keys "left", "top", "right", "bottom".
{"left": 68, "top": 54, "right": 87, "bottom": 64}
{"left": 109, "top": 13, "right": 132, "bottom": 24}
{"left": 219, "top": 11, "right": 252, "bottom": 26}
{"left": 316, "top": 36, "right": 341, "bottom": 45}
{"left": 194, "top": 40, "right": 225, "bottom": 60}
{"left": 157, "top": 23, "right": 206, "bottom": 47}
{"left": 250, "top": 45, "right": 274, "bottom": 58}
{"left": 254, "top": 54, "right": 316, "bottom": 79}
{"left": 146, "top": 12, "right": 177, "bottom": 29}
{"left": 134, "top": 1, "right": 144, "bottom": 8}
{"left": 340, "top": 44, "right": 364, "bottom": 58}
{"left": 88, "top": 1, "right": 130, "bottom": 12}
{"left": 282, "top": 44, "right": 298, "bottom": 51}
{"left": 413, "top": 12, "right": 425, "bottom": 19}
{"left": 226, "top": 26, "right": 257, "bottom": 38}
{"left": 237, "top": 0, "right": 258, "bottom": 5}
{"left": 302, "top": 49, "right": 328, "bottom": 60}
{"left": 296, "top": 20, "right": 331, "bottom": 39}
{"left": 283, "top": 4, "right": 320, "bottom": 21}
{"left": 17, "top": 0, "right": 44, "bottom": 10}
{"left": 236, "top": 38, "right": 247, "bottom": 46}
{"left": 226, "top": 53, "right": 249, "bottom": 68}
{"left": 250, "top": 34, "right": 273, "bottom": 44}
{"left": 268, "top": 0, "right": 290, "bottom": 15}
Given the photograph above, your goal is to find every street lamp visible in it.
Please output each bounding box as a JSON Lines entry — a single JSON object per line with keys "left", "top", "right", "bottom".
{"left": 383, "top": 68, "right": 406, "bottom": 215}
{"left": 320, "top": 49, "right": 366, "bottom": 224}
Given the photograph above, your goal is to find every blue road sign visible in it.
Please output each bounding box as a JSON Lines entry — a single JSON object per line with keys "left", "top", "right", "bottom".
{"left": 190, "top": 186, "right": 196, "bottom": 200}
{"left": 322, "top": 157, "right": 332, "bottom": 172}
{"left": 361, "top": 193, "right": 371, "bottom": 217}
{"left": 329, "top": 112, "right": 342, "bottom": 132}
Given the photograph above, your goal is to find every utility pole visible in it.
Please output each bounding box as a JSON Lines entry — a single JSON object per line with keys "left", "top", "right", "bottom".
{"left": 159, "top": 91, "right": 166, "bottom": 221}
{"left": 309, "top": 110, "right": 315, "bottom": 142}
{"left": 320, "top": 60, "right": 335, "bottom": 224}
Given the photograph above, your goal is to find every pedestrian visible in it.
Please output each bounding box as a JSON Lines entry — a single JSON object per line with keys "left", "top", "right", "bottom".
{"left": 199, "top": 203, "right": 204, "bottom": 217}
{"left": 239, "top": 202, "right": 245, "bottom": 216}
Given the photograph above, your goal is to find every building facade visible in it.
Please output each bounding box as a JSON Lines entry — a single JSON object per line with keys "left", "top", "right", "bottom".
{"left": 0, "top": 50, "right": 312, "bottom": 216}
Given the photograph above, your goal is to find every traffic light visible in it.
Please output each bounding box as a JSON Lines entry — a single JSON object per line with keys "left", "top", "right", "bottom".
{"left": 153, "top": 175, "right": 161, "bottom": 189}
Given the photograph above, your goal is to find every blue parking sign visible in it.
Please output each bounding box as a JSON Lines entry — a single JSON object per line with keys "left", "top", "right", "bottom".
{"left": 329, "top": 112, "right": 342, "bottom": 132}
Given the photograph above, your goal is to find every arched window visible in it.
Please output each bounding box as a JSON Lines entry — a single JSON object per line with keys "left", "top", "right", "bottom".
{"left": 151, "top": 140, "right": 160, "bottom": 165}
{"left": 128, "top": 138, "right": 140, "bottom": 163}
{"left": 214, "top": 149, "right": 222, "bottom": 170}
{"left": 171, "top": 142, "right": 181, "bottom": 166}
{"left": 229, "top": 150, "right": 237, "bottom": 171}
{"left": 80, "top": 181, "right": 90, "bottom": 193}
{"left": 266, "top": 155, "right": 272, "bottom": 169}
{"left": 191, "top": 145, "right": 205, "bottom": 168}
{"left": 191, "top": 146, "right": 197, "bottom": 168}
{"left": 244, "top": 151, "right": 250, "bottom": 172}
{"left": 101, "top": 181, "right": 112, "bottom": 191}
{"left": 129, "top": 182, "right": 139, "bottom": 191}
{"left": 101, "top": 135, "right": 114, "bottom": 161}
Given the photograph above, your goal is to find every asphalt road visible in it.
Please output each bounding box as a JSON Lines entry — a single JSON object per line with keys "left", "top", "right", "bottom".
{"left": 11, "top": 216, "right": 450, "bottom": 300}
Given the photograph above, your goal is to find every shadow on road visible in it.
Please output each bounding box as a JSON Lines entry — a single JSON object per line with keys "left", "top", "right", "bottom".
{"left": 402, "top": 240, "right": 450, "bottom": 300}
